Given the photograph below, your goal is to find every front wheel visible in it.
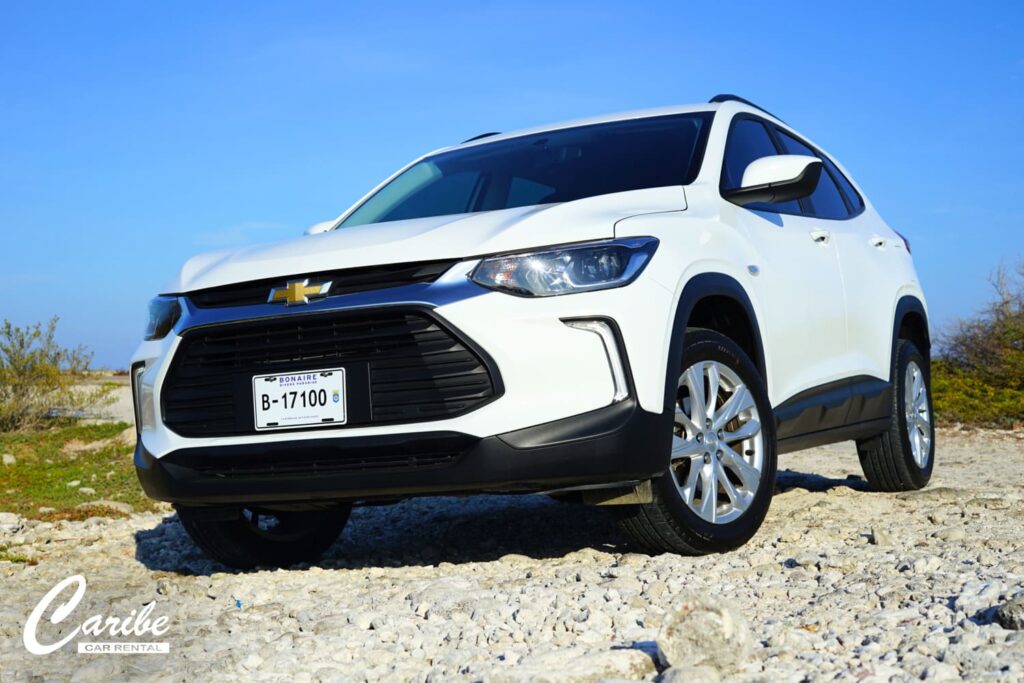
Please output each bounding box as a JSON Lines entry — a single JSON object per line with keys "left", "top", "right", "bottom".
{"left": 617, "top": 329, "right": 777, "bottom": 555}
{"left": 177, "top": 505, "right": 351, "bottom": 569}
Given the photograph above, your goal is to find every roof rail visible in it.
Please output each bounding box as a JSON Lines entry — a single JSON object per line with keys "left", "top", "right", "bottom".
{"left": 708, "top": 94, "right": 783, "bottom": 122}
{"left": 462, "top": 131, "right": 501, "bottom": 143}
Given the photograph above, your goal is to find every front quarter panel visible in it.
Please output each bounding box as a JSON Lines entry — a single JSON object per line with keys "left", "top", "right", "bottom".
{"left": 614, "top": 198, "right": 771, "bottom": 408}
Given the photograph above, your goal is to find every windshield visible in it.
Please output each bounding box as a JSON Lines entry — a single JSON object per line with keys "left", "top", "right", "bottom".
{"left": 338, "top": 112, "right": 713, "bottom": 228}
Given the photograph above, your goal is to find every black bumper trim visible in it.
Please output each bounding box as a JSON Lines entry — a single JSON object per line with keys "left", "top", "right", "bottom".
{"left": 135, "top": 399, "right": 671, "bottom": 506}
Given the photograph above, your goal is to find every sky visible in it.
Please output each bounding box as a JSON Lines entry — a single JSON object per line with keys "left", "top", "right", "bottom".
{"left": 1, "top": 1, "right": 1022, "bottom": 368}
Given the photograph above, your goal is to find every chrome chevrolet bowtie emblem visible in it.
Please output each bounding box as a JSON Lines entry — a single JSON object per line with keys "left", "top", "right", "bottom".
{"left": 268, "top": 279, "right": 332, "bottom": 306}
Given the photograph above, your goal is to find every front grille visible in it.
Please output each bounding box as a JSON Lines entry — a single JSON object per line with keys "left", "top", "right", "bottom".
{"left": 186, "top": 260, "right": 458, "bottom": 308}
{"left": 161, "top": 309, "right": 499, "bottom": 437}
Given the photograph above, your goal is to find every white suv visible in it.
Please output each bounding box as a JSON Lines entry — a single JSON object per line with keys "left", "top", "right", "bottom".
{"left": 132, "top": 95, "right": 934, "bottom": 569}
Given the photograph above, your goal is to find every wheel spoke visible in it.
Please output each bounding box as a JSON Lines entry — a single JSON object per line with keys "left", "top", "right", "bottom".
{"left": 706, "top": 363, "right": 721, "bottom": 419}
{"left": 713, "top": 385, "right": 753, "bottom": 430}
{"left": 914, "top": 389, "right": 928, "bottom": 411}
{"left": 681, "top": 461, "right": 701, "bottom": 504}
{"left": 724, "top": 418, "right": 761, "bottom": 443}
{"left": 720, "top": 444, "right": 760, "bottom": 491}
{"left": 675, "top": 403, "right": 700, "bottom": 437}
{"left": 716, "top": 464, "right": 740, "bottom": 507}
{"left": 698, "top": 464, "right": 717, "bottom": 522}
{"left": 671, "top": 435, "right": 705, "bottom": 461}
{"left": 684, "top": 363, "right": 707, "bottom": 426}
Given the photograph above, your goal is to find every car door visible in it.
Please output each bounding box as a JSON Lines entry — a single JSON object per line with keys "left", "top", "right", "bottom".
{"left": 772, "top": 126, "right": 890, "bottom": 384}
{"left": 719, "top": 116, "right": 849, "bottom": 413}
{"left": 811, "top": 152, "right": 898, "bottom": 386}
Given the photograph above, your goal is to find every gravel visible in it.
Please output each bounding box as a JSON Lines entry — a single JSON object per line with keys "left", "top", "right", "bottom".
{"left": 1, "top": 428, "right": 1022, "bottom": 681}
{"left": 998, "top": 595, "right": 1024, "bottom": 631}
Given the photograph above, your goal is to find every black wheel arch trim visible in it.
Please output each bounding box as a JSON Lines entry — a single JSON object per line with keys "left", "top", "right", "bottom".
{"left": 891, "top": 295, "right": 930, "bottom": 369}
{"left": 664, "top": 272, "right": 767, "bottom": 413}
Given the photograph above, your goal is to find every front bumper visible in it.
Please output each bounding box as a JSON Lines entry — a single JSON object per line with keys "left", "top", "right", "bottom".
{"left": 135, "top": 397, "right": 670, "bottom": 505}
{"left": 131, "top": 259, "right": 678, "bottom": 504}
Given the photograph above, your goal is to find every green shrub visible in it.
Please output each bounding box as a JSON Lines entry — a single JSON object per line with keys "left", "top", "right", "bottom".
{"left": 931, "top": 361, "right": 1024, "bottom": 429}
{"left": 935, "top": 261, "right": 1024, "bottom": 428}
{"left": 0, "top": 317, "right": 113, "bottom": 432}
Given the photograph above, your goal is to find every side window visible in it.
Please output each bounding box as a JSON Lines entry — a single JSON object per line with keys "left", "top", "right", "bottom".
{"left": 507, "top": 177, "right": 556, "bottom": 208}
{"left": 722, "top": 119, "right": 776, "bottom": 190}
{"left": 775, "top": 130, "right": 849, "bottom": 220}
{"left": 721, "top": 118, "right": 800, "bottom": 214}
{"left": 822, "top": 156, "right": 864, "bottom": 213}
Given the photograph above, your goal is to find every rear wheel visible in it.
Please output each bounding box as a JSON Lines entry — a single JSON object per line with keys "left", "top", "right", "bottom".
{"left": 177, "top": 505, "right": 351, "bottom": 569}
{"left": 856, "top": 340, "right": 934, "bottom": 491}
{"left": 617, "top": 329, "right": 777, "bottom": 554}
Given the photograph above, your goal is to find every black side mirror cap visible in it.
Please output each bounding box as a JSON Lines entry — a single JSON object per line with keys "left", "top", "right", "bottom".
{"left": 723, "top": 159, "right": 823, "bottom": 207}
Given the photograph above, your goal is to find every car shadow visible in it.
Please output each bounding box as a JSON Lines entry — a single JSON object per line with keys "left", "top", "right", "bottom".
{"left": 776, "top": 468, "right": 872, "bottom": 493}
{"left": 135, "top": 470, "right": 871, "bottom": 575}
{"left": 134, "top": 494, "right": 632, "bottom": 576}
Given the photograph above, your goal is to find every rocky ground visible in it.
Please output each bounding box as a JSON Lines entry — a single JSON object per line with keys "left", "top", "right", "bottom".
{"left": 1, "top": 428, "right": 1022, "bottom": 682}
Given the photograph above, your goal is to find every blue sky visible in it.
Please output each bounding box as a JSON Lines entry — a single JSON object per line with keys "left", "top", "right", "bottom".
{"left": 1, "top": 1, "right": 1022, "bottom": 368}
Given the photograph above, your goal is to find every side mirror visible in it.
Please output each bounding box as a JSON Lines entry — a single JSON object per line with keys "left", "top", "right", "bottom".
{"left": 304, "top": 220, "right": 335, "bottom": 236}
{"left": 723, "top": 155, "right": 822, "bottom": 207}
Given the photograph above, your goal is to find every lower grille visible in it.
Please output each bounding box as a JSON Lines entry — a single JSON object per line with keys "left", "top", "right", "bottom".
{"left": 183, "top": 450, "right": 460, "bottom": 478}
{"left": 161, "top": 308, "right": 500, "bottom": 437}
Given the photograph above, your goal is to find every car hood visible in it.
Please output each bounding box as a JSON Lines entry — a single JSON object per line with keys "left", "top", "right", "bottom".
{"left": 164, "top": 186, "right": 687, "bottom": 293}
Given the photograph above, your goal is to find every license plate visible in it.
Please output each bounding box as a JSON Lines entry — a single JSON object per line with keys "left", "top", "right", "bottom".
{"left": 252, "top": 368, "right": 347, "bottom": 431}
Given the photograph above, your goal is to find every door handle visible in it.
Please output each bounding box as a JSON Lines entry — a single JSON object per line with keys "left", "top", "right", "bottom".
{"left": 810, "top": 229, "right": 831, "bottom": 244}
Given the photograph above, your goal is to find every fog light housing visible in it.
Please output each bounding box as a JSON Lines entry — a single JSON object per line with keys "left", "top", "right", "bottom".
{"left": 131, "top": 362, "right": 157, "bottom": 431}
{"left": 564, "top": 319, "right": 629, "bottom": 403}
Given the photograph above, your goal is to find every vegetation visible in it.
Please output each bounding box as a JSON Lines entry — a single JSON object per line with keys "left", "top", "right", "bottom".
{"left": 0, "top": 545, "right": 34, "bottom": 564}
{"left": 932, "top": 261, "right": 1024, "bottom": 429}
{"left": 0, "top": 422, "right": 160, "bottom": 519}
{"left": 0, "top": 317, "right": 114, "bottom": 432}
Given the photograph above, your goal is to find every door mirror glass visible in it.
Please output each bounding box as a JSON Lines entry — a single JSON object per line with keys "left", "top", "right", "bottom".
{"left": 723, "top": 154, "right": 822, "bottom": 207}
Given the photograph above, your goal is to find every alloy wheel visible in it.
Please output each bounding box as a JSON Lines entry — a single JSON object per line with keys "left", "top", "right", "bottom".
{"left": 670, "top": 360, "right": 765, "bottom": 524}
{"left": 903, "top": 360, "right": 932, "bottom": 468}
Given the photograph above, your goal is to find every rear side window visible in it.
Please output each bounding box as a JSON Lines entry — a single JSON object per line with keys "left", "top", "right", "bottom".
{"left": 775, "top": 130, "right": 849, "bottom": 220}
{"left": 721, "top": 119, "right": 800, "bottom": 214}
{"left": 822, "top": 156, "right": 864, "bottom": 213}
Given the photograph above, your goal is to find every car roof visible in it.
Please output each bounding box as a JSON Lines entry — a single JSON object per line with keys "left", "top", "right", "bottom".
{"left": 451, "top": 100, "right": 778, "bottom": 151}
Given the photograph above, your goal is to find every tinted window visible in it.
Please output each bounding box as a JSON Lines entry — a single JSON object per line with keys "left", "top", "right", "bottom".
{"left": 506, "top": 177, "right": 556, "bottom": 208}
{"left": 722, "top": 119, "right": 776, "bottom": 190}
{"left": 822, "top": 156, "right": 864, "bottom": 213}
{"left": 721, "top": 118, "right": 800, "bottom": 214}
{"left": 340, "top": 113, "right": 713, "bottom": 227}
{"left": 378, "top": 171, "right": 480, "bottom": 223}
{"left": 775, "top": 130, "right": 849, "bottom": 220}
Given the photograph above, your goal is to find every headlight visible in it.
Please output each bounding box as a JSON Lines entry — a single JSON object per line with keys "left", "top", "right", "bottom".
{"left": 469, "top": 237, "right": 658, "bottom": 297}
{"left": 144, "top": 296, "right": 182, "bottom": 340}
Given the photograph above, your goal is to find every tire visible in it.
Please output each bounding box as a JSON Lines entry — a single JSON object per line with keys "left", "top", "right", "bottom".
{"left": 617, "top": 328, "right": 777, "bottom": 555}
{"left": 856, "top": 340, "right": 934, "bottom": 491}
{"left": 177, "top": 505, "right": 351, "bottom": 569}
